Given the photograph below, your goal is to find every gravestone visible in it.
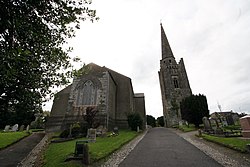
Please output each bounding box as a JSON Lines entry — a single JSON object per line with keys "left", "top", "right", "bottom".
{"left": 26, "top": 125, "right": 30, "bottom": 131}
{"left": 11, "top": 124, "right": 19, "bottom": 132}
{"left": 74, "top": 140, "right": 89, "bottom": 165}
{"left": 202, "top": 117, "right": 212, "bottom": 132}
{"left": 4, "top": 125, "right": 10, "bottom": 132}
{"left": 96, "top": 126, "right": 107, "bottom": 137}
{"left": 240, "top": 115, "right": 250, "bottom": 138}
{"left": 87, "top": 128, "right": 96, "bottom": 142}
{"left": 113, "top": 127, "right": 119, "bottom": 135}
{"left": 19, "top": 125, "right": 25, "bottom": 132}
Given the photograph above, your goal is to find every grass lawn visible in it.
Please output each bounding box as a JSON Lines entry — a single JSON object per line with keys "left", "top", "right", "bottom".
{"left": 0, "top": 131, "right": 30, "bottom": 149}
{"left": 43, "top": 130, "right": 138, "bottom": 167}
{"left": 201, "top": 134, "right": 250, "bottom": 152}
{"left": 178, "top": 124, "right": 197, "bottom": 132}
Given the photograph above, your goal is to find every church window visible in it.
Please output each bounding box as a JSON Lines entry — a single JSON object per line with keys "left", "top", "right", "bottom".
{"left": 76, "top": 80, "right": 97, "bottom": 105}
{"left": 169, "top": 60, "right": 171, "bottom": 63}
{"left": 173, "top": 78, "right": 179, "bottom": 88}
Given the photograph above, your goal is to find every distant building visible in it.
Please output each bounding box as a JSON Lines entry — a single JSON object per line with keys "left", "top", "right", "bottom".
{"left": 46, "top": 63, "right": 146, "bottom": 132}
{"left": 158, "top": 24, "right": 192, "bottom": 127}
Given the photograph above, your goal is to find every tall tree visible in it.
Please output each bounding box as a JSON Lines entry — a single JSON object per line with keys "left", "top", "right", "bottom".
{"left": 180, "top": 94, "right": 209, "bottom": 127}
{"left": 146, "top": 115, "right": 156, "bottom": 127}
{"left": 0, "top": 0, "right": 98, "bottom": 127}
{"left": 157, "top": 116, "right": 164, "bottom": 127}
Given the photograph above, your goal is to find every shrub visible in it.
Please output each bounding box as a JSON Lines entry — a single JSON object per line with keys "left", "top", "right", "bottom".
{"left": 127, "top": 112, "right": 143, "bottom": 131}
{"left": 59, "top": 123, "right": 88, "bottom": 138}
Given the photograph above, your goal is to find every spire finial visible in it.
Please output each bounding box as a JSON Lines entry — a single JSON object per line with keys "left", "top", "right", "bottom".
{"left": 161, "top": 24, "right": 174, "bottom": 59}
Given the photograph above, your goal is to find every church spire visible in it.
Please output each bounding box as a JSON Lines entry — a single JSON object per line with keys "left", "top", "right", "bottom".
{"left": 161, "top": 23, "right": 174, "bottom": 59}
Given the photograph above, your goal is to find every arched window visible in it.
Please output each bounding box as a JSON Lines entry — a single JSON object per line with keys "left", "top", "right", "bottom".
{"left": 173, "top": 78, "right": 179, "bottom": 88}
{"left": 76, "top": 80, "right": 97, "bottom": 105}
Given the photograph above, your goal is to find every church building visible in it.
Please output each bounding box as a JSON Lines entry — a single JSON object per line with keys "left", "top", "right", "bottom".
{"left": 158, "top": 24, "right": 192, "bottom": 127}
{"left": 46, "top": 63, "right": 146, "bottom": 132}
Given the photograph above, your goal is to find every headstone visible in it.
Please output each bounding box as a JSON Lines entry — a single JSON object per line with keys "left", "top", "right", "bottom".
{"left": 26, "top": 125, "right": 30, "bottom": 132}
{"left": 113, "top": 126, "right": 119, "bottom": 135}
{"left": 240, "top": 115, "right": 250, "bottom": 138}
{"left": 19, "top": 125, "right": 25, "bottom": 132}
{"left": 87, "top": 128, "right": 96, "bottom": 142}
{"left": 202, "top": 117, "right": 212, "bottom": 132}
{"left": 137, "top": 126, "right": 140, "bottom": 132}
{"left": 74, "top": 140, "right": 90, "bottom": 165}
{"left": 3, "top": 125, "right": 10, "bottom": 132}
{"left": 96, "top": 125, "right": 107, "bottom": 137}
{"left": 11, "top": 124, "right": 19, "bottom": 132}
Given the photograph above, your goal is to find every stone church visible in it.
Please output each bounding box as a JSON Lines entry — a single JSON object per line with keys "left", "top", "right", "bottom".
{"left": 46, "top": 63, "right": 146, "bottom": 132}
{"left": 159, "top": 24, "right": 192, "bottom": 127}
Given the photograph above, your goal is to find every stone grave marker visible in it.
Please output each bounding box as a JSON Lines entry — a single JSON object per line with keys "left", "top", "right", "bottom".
{"left": 87, "top": 128, "right": 96, "bottom": 142}
{"left": 96, "top": 126, "right": 107, "bottom": 137}
{"left": 11, "top": 124, "right": 19, "bottom": 132}
{"left": 26, "top": 125, "right": 30, "bottom": 131}
{"left": 202, "top": 117, "right": 212, "bottom": 132}
{"left": 19, "top": 125, "right": 25, "bottom": 132}
{"left": 113, "top": 126, "right": 119, "bottom": 135}
{"left": 4, "top": 125, "right": 10, "bottom": 132}
{"left": 74, "top": 140, "right": 90, "bottom": 165}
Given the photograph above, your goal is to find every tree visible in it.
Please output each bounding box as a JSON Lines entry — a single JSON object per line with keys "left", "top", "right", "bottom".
{"left": 146, "top": 115, "right": 156, "bottom": 127}
{"left": 0, "top": 0, "right": 98, "bottom": 128}
{"left": 127, "top": 112, "right": 143, "bottom": 131}
{"left": 180, "top": 94, "right": 209, "bottom": 128}
{"left": 157, "top": 116, "right": 164, "bottom": 127}
{"left": 83, "top": 106, "right": 99, "bottom": 129}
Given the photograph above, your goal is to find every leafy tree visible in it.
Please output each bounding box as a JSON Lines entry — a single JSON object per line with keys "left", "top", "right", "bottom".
{"left": 180, "top": 94, "right": 209, "bottom": 128}
{"left": 146, "top": 115, "right": 156, "bottom": 127}
{"left": 83, "top": 106, "right": 99, "bottom": 129}
{"left": 157, "top": 116, "right": 164, "bottom": 127}
{"left": 0, "top": 0, "right": 98, "bottom": 128}
{"left": 127, "top": 112, "right": 143, "bottom": 131}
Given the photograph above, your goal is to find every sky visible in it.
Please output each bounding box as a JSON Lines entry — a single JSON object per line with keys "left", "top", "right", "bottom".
{"left": 44, "top": 0, "right": 250, "bottom": 118}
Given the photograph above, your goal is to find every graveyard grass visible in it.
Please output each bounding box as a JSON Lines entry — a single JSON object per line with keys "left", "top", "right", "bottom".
{"left": 178, "top": 124, "right": 197, "bottom": 132}
{"left": 202, "top": 134, "right": 250, "bottom": 152}
{"left": 43, "top": 130, "right": 138, "bottom": 167}
{"left": 0, "top": 132, "right": 30, "bottom": 149}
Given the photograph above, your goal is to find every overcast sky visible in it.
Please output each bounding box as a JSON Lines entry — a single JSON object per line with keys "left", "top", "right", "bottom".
{"left": 44, "top": 0, "right": 250, "bottom": 118}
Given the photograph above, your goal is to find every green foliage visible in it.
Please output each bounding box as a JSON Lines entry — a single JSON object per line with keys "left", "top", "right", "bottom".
{"left": 59, "top": 123, "right": 88, "bottom": 138}
{"left": 83, "top": 106, "right": 99, "bottom": 129}
{"left": 43, "top": 131, "right": 137, "bottom": 166}
{"left": 157, "top": 116, "right": 164, "bottom": 127}
{"left": 180, "top": 94, "right": 209, "bottom": 127}
{"left": 127, "top": 112, "right": 143, "bottom": 131}
{"left": 178, "top": 124, "right": 197, "bottom": 132}
{"left": 0, "top": 0, "right": 98, "bottom": 128}
{"left": 146, "top": 115, "right": 156, "bottom": 127}
{"left": 0, "top": 131, "right": 29, "bottom": 149}
{"left": 201, "top": 134, "right": 250, "bottom": 153}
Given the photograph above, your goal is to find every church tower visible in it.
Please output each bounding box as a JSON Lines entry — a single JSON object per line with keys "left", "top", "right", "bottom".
{"left": 158, "top": 24, "right": 192, "bottom": 127}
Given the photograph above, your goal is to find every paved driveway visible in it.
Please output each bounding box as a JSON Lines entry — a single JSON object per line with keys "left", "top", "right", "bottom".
{"left": 0, "top": 132, "right": 45, "bottom": 167}
{"left": 119, "top": 127, "right": 222, "bottom": 167}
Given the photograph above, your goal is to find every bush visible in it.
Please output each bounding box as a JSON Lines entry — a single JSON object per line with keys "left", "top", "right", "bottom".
{"left": 59, "top": 123, "right": 88, "bottom": 138}
{"left": 127, "top": 112, "right": 143, "bottom": 131}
